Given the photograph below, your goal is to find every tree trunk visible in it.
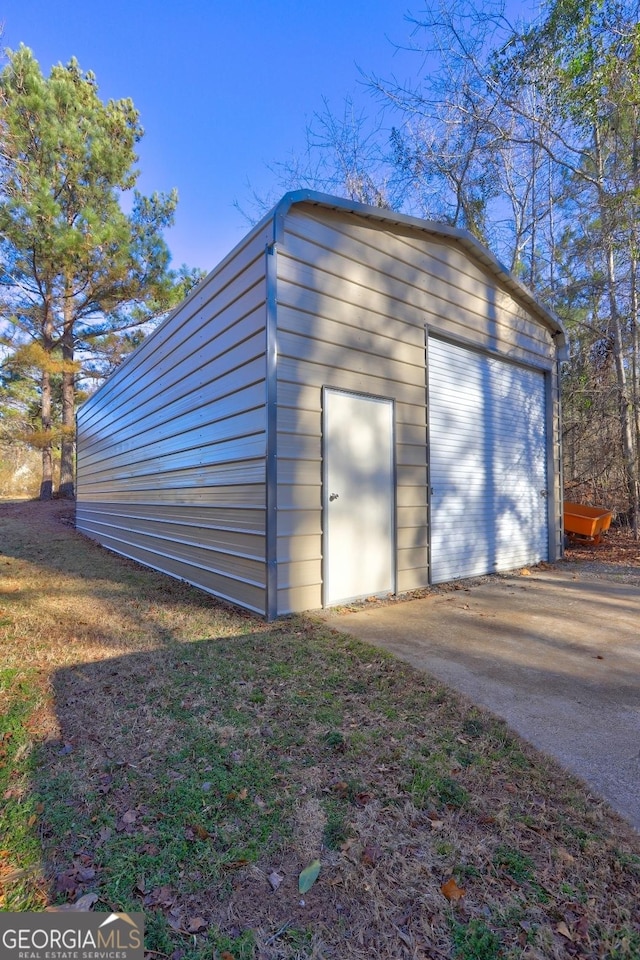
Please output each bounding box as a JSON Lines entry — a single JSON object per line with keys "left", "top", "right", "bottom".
{"left": 601, "top": 217, "right": 638, "bottom": 529}
{"left": 630, "top": 241, "right": 640, "bottom": 539}
{"left": 39, "top": 366, "right": 53, "bottom": 500}
{"left": 39, "top": 299, "right": 55, "bottom": 501}
{"left": 59, "top": 287, "right": 75, "bottom": 499}
{"left": 594, "top": 127, "right": 639, "bottom": 533}
{"left": 59, "top": 379, "right": 75, "bottom": 499}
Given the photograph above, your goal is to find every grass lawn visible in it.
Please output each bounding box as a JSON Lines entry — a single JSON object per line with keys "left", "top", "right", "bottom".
{"left": 1, "top": 499, "right": 639, "bottom": 959}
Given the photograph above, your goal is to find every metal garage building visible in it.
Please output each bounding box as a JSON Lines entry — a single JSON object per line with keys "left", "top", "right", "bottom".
{"left": 76, "top": 191, "right": 568, "bottom": 619}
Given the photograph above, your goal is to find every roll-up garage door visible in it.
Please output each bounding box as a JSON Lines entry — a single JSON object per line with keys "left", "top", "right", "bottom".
{"left": 428, "top": 338, "right": 549, "bottom": 583}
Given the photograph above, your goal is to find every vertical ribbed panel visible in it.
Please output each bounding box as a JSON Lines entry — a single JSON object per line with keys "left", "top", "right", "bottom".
{"left": 428, "top": 337, "right": 549, "bottom": 582}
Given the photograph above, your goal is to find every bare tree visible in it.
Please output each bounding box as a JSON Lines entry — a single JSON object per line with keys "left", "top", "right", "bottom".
{"left": 366, "top": 0, "right": 640, "bottom": 531}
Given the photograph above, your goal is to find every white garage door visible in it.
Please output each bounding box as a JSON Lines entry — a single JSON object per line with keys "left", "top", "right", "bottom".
{"left": 428, "top": 338, "right": 549, "bottom": 583}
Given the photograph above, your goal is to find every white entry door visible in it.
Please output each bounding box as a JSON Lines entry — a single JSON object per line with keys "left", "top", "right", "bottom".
{"left": 428, "top": 339, "right": 549, "bottom": 583}
{"left": 324, "top": 389, "right": 395, "bottom": 606}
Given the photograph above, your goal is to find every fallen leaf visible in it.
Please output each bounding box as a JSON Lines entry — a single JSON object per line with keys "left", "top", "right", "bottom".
{"left": 355, "top": 791, "right": 375, "bottom": 807}
{"left": 298, "top": 859, "right": 321, "bottom": 894}
{"left": 188, "top": 823, "right": 210, "bottom": 840}
{"left": 97, "top": 775, "right": 113, "bottom": 795}
{"left": 144, "top": 884, "right": 175, "bottom": 908}
{"left": 575, "top": 915, "right": 590, "bottom": 939}
{"left": 441, "top": 877, "right": 465, "bottom": 901}
{"left": 220, "top": 953, "right": 234, "bottom": 960}
{"left": 556, "top": 847, "right": 575, "bottom": 864}
{"left": 361, "top": 844, "right": 382, "bottom": 866}
{"left": 268, "top": 870, "right": 283, "bottom": 891}
{"left": 121, "top": 809, "right": 137, "bottom": 824}
{"left": 73, "top": 892, "right": 99, "bottom": 911}
{"left": 222, "top": 858, "right": 250, "bottom": 870}
{"left": 520, "top": 568, "right": 532, "bottom": 576}
{"left": 139, "top": 842, "right": 160, "bottom": 856}
{"left": 55, "top": 868, "right": 82, "bottom": 894}
{"left": 226, "top": 787, "right": 248, "bottom": 801}
{"left": 556, "top": 921, "right": 573, "bottom": 940}
{"left": 331, "top": 781, "right": 350, "bottom": 798}
{"left": 186, "top": 917, "right": 207, "bottom": 933}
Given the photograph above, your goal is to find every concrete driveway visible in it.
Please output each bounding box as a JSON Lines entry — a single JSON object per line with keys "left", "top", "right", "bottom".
{"left": 325, "top": 565, "right": 640, "bottom": 832}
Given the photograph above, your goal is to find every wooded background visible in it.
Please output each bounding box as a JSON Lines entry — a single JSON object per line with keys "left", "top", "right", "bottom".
{"left": 248, "top": 0, "right": 640, "bottom": 534}
{"left": 0, "top": 0, "right": 640, "bottom": 535}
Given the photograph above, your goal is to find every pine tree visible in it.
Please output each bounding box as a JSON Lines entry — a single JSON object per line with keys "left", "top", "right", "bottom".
{"left": 0, "top": 46, "right": 201, "bottom": 498}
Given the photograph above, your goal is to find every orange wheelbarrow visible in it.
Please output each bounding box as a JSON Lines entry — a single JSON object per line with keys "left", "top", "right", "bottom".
{"left": 563, "top": 502, "right": 613, "bottom": 545}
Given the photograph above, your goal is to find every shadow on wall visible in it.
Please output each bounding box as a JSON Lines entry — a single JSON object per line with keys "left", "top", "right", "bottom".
{"left": 276, "top": 213, "right": 551, "bottom": 595}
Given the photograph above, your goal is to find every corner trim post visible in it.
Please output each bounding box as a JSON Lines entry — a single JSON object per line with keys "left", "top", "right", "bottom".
{"left": 265, "top": 241, "right": 279, "bottom": 621}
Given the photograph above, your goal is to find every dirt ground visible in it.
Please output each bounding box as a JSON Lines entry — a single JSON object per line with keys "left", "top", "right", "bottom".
{"left": 562, "top": 526, "right": 640, "bottom": 581}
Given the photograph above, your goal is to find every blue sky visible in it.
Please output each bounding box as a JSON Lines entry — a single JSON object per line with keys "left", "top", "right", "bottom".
{"left": 1, "top": 1, "right": 429, "bottom": 272}
{"left": 2, "top": 1, "right": 539, "bottom": 274}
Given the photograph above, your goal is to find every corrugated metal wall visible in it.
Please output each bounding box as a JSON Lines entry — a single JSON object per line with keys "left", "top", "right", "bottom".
{"left": 428, "top": 338, "right": 550, "bottom": 581}
{"left": 273, "top": 203, "right": 561, "bottom": 614}
{"left": 76, "top": 226, "right": 272, "bottom": 616}
{"left": 76, "top": 196, "right": 563, "bottom": 619}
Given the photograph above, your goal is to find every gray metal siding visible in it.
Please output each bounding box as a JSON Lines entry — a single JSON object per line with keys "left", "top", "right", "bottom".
{"left": 274, "top": 205, "right": 560, "bottom": 613}
{"left": 76, "top": 196, "right": 563, "bottom": 618}
{"left": 76, "top": 226, "right": 271, "bottom": 616}
{"left": 275, "top": 208, "right": 429, "bottom": 613}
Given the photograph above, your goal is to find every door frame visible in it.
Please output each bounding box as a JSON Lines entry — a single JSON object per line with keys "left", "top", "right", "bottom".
{"left": 321, "top": 386, "right": 397, "bottom": 608}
